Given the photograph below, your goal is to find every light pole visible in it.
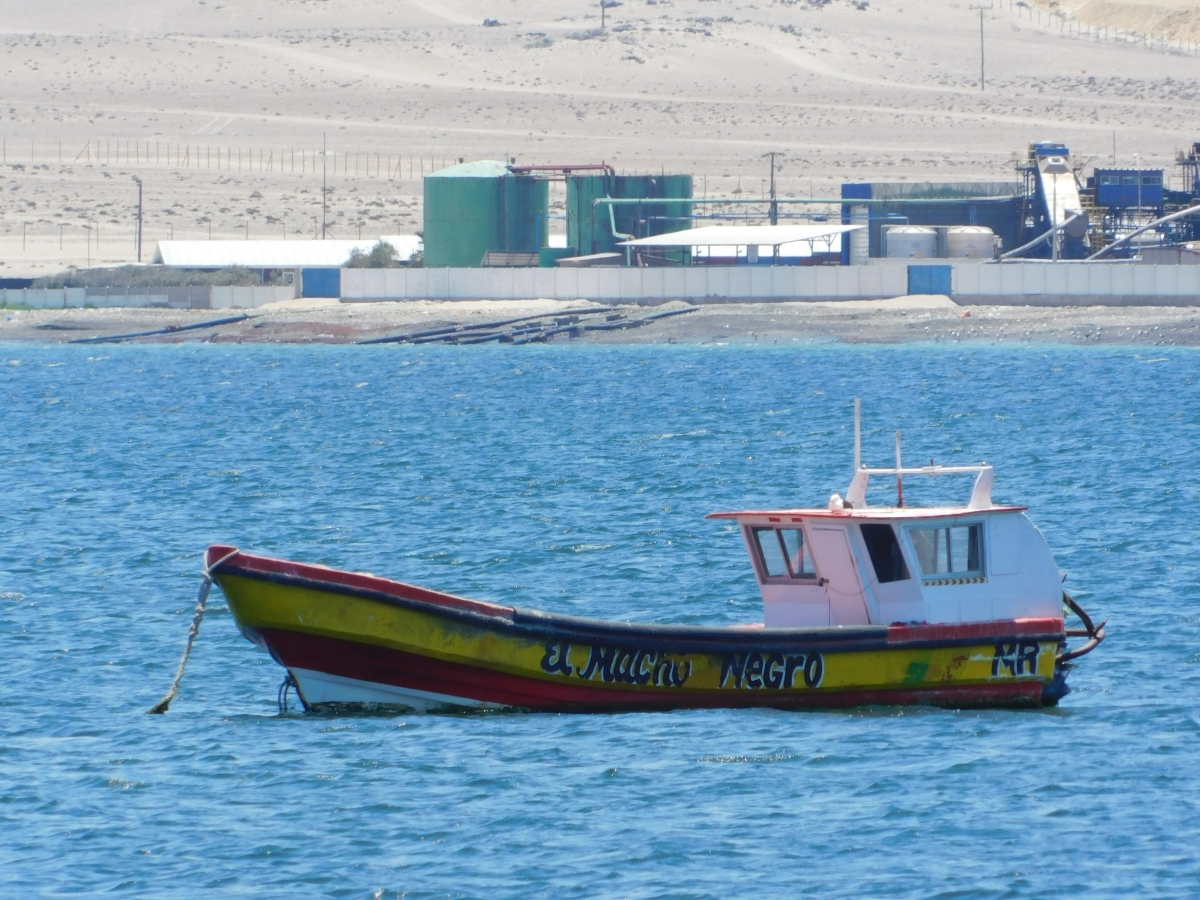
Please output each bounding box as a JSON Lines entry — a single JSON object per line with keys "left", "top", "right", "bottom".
{"left": 132, "top": 175, "right": 143, "bottom": 262}
{"left": 762, "top": 151, "right": 781, "bottom": 225}
{"left": 969, "top": 6, "right": 987, "bottom": 90}
{"left": 1053, "top": 177, "right": 1058, "bottom": 261}
{"left": 1134, "top": 152, "right": 1142, "bottom": 218}
{"left": 600, "top": 0, "right": 620, "bottom": 29}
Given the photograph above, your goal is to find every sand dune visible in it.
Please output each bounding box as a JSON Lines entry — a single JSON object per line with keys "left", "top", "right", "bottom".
{"left": 3, "top": 0, "right": 1200, "bottom": 277}
{"left": 1032, "top": 0, "right": 1200, "bottom": 41}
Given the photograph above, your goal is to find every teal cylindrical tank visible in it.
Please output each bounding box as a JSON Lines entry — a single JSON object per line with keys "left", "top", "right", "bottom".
{"left": 566, "top": 174, "right": 693, "bottom": 257}
{"left": 503, "top": 176, "right": 549, "bottom": 255}
{"left": 423, "top": 161, "right": 549, "bottom": 267}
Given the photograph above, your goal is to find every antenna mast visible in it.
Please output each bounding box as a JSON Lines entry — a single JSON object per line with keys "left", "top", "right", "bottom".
{"left": 894, "top": 430, "right": 904, "bottom": 507}
{"left": 853, "top": 398, "right": 861, "bottom": 473}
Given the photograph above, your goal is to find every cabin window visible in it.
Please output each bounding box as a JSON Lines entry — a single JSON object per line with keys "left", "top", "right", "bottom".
{"left": 753, "top": 528, "right": 789, "bottom": 578}
{"left": 780, "top": 529, "right": 816, "bottom": 578}
{"left": 909, "top": 524, "right": 982, "bottom": 578}
{"left": 751, "top": 527, "right": 816, "bottom": 581}
{"left": 860, "top": 524, "right": 910, "bottom": 584}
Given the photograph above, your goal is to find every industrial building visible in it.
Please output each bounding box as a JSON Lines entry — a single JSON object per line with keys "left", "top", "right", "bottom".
{"left": 132, "top": 139, "right": 1200, "bottom": 294}
{"left": 420, "top": 160, "right": 695, "bottom": 267}
{"left": 835, "top": 141, "right": 1200, "bottom": 263}
{"left": 413, "top": 140, "right": 1200, "bottom": 274}
{"left": 839, "top": 181, "right": 1025, "bottom": 263}
{"left": 564, "top": 170, "right": 693, "bottom": 262}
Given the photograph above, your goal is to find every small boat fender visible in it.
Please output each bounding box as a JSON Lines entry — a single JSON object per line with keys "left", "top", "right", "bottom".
{"left": 146, "top": 547, "right": 241, "bottom": 714}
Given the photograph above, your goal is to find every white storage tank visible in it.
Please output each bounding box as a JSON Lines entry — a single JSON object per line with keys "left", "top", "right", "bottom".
{"left": 886, "top": 225, "right": 937, "bottom": 259}
{"left": 947, "top": 225, "right": 996, "bottom": 259}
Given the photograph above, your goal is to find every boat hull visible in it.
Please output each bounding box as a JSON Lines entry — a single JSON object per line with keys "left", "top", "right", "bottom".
{"left": 208, "top": 546, "right": 1068, "bottom": 712}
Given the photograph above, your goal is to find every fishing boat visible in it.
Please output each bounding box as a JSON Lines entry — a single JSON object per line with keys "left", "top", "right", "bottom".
{"left": 207, "top": 411, "right": 1104, "bottom": 713}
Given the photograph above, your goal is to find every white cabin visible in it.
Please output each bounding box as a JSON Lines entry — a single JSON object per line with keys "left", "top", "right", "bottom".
{"left": 708, "top": 465, "right": 1063, "bottom": 628}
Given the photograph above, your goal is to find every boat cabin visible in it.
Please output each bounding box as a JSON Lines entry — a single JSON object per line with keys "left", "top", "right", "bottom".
{"left": 708, "top": 465, "right": 1063, "bottom": 628}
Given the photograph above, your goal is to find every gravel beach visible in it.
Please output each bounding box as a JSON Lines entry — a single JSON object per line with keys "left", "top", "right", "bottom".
{"left": 5, "top": 296, "right": 1199, "bottom": 346}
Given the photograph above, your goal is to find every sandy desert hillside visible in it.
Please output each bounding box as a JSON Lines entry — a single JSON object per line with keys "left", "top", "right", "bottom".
{"left": 3, "top": 0, "right": 1200, "bottom": 276}
{"left": 1032, "top": 0, "right": 1200, "bottom": 41}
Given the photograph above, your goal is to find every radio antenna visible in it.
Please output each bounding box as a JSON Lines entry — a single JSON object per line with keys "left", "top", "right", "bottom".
{"left": 853, "top": 398, "right": 861, "bottom": 473}
{"left": 894, "top": 430, "right": 904, "bottom": 507}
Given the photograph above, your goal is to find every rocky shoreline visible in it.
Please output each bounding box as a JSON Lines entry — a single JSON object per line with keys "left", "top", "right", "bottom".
{"left": 4, "top": 297, "right": 1200, "bottom": 346}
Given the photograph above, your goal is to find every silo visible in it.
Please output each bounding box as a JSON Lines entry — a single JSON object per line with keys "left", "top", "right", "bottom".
{"left": 503, "top": 175, "right": 549, "bottom": 255}
{"left": 567, "top": 173, "right": 693, "bottom": 257}
{"left": 885, "top": 225, "right": 937, "bottom": 259}
{"left": 423, "top": 160, "right": 549, "bottom": 267}
{"left": 946, "top": 225, "right": 995, "bottom": 259}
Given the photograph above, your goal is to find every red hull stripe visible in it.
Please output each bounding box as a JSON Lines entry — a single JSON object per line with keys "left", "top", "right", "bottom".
{"left": 261, "top": 628, "right": 1047, "bottom": 711}
{"left": 206, "top": 544, "right": 515, "bottom": 621}
{"left": 884, "top": 619, "right": 1061, "bottom": 643}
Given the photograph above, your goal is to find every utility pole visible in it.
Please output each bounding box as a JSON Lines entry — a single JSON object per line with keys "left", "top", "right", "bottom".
{"left": 1052, "top": 176, "right": 1058, "bottom": 261}
{"left": 762, "top": 151, "right": 780, "bottom": 225}
{"left": 1135, "top": 152, "right": 1142, "bottom": 222}
{"left": 969, "top": 6, "right": 987, "bottom": 90}
{"left": 132, "top": 175, "right": 143, "bottom": 262}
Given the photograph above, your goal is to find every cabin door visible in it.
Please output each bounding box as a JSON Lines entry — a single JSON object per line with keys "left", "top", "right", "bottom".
{"left": 808, "top": 525, "right": 871, "bottom": 626}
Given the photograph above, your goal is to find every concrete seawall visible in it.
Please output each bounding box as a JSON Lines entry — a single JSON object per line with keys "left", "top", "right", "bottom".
{"left": 341, "top": 262, "right": 1200, "bottom": 307}
{"left": 5, "top": 264, "right": 1198, "bottom": 309}
{"left": 1, "top": 285, "right": 296, "bottom": 309}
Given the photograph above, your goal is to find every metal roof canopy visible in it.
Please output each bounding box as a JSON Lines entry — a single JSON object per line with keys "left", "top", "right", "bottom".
{"left": 618, "top": 224, "right": 861, "bottom": 248}
{"left": 152, "top": 236, "right": 422, "bottom": 268}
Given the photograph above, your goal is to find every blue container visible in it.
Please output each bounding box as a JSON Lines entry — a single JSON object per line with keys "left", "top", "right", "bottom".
{"left": 301, "top": 268, "right": 341, "bottom": 298}
{"left": 1094, "top": 169, "right": 1163, "bottom": 210}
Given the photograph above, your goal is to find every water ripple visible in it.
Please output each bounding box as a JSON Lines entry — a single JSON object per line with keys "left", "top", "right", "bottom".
{"left": 1, "top": 343, "right": 1199, "bottom": 898}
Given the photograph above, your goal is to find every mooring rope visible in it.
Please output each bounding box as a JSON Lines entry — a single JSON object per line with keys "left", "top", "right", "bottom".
{"left": 146, "top": 549, "right": 240, "bottom": 715}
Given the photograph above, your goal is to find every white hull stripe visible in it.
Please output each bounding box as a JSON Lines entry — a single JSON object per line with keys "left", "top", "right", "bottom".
{"left": 289, "top": 667, "right": 508, "bottom": 711}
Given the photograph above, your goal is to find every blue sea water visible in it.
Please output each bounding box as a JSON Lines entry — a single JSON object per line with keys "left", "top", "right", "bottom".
{"left": 1, "top": 342, "right": 1199, "bottom": 899}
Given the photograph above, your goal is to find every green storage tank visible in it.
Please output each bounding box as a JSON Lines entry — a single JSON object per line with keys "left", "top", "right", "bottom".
{"left": 423, "top": 160, "right": 550, "bottom": 267}
{"left": 567, "top": 174, "right": 693, "bottom": 258}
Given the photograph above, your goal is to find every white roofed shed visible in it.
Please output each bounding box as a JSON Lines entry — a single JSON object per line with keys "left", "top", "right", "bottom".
{"left": 151, "top": 236, "right": 422, "bottom": 269}
{"left": 619, "top": 224, "right": 861, "bottom": 263}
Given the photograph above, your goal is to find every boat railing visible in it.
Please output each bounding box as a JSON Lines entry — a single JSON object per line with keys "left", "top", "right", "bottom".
{"left": 845, "top": 464, "right": 994, "bottom": 510}
{"left": 847, "top": 399, "right": 994, "bottom": 509}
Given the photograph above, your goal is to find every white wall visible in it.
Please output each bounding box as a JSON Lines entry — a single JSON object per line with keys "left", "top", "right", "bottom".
{"left": 1, "top": 285, "right": 295, "bottom": 309}
{"left": 342, "top": 263, "right": 1200, "bottom": 306}
{"left": 210, "top": 285, "right": 297, "bottom": 309}
{"left": 10, "top": 266, "right": 1195, "bottom": 308}
{"left": 1, "top": 288, "right": 90, "bottom": 308}
{"left": 954, "top": 262, "right": 1200, "bottom": 306}
{"left": 341, "top": 266, "right": 908, "bottom": 303}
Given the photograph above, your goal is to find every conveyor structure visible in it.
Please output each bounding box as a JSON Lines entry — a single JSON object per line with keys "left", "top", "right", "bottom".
{"left": 1020, "top": 143, "right": 1089, "bottom": 259}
